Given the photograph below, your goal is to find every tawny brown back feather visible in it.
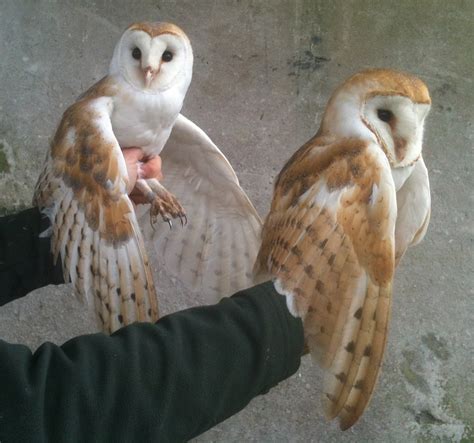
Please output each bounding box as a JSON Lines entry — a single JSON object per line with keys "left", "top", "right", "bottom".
{"left": 34, "top": 81, "right": 159, "bottom": 333}
{"left": 255, "top": 135, "right": 396, "bottom": 429}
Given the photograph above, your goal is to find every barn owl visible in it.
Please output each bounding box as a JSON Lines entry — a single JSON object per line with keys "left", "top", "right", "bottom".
{"left": 33, "top": 21, "right": 261, "bottom": 333}
{"left": 255, "top": 69, "right": 431, "bottom": 429}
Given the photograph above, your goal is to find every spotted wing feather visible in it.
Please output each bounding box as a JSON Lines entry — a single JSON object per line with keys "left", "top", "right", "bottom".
{"left": 142, "top": 114, "right": 262, "bottom": 302}
{"left": 255, "top": 137, "right": 396, "bottom": 428}
{"left": 34, "top": 93, "right": 158, "bottom": 333}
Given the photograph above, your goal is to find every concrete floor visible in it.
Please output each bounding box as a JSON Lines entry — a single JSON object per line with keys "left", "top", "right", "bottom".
{"left": 1, "top": 0, "right": 473, "bottom": 441}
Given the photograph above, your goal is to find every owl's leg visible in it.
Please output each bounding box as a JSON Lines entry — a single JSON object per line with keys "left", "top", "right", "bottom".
{"left": 134, "top": 178, "right": 186, "bottom": 229}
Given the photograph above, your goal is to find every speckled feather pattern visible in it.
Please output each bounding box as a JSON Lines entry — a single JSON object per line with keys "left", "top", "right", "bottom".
{"left": 33, "top": 80, "right": 159, "bottom": 333}
{"left": 256, "top": 138, "right": 396, "bottom": 429}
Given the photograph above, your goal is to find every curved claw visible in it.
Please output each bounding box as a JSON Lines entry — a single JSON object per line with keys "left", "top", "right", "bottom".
{"left": 150, "top": 214, "right": 157, "bottom": 231}
{"left": 166, "top": 218, "right": 173, "bottom": 230}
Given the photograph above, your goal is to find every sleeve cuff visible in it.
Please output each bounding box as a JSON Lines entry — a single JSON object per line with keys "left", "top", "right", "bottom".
{"left": 0, "top": 207, "right": 63, "bottom": 305}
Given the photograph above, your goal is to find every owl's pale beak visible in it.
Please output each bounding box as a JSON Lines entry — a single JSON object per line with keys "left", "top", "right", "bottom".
{"left": 144, "top": 66, "right": 160, "bottom": 88}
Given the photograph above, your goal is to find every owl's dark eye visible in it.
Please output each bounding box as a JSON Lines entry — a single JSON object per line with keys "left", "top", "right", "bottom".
{"left": 132, "top": 47, "right": 142, "bottom": 60}
{"left": 377, "top": 109, "right": 394, "bottom": 123}
{"left": 162, "top": 50, "right": 173, "bottom": 62}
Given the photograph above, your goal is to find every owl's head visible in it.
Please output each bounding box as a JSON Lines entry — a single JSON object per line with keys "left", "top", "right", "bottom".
{"left": 319, "top": 69, "right": 431, "bottom": 168}
{"left": 109, "top": 22, "right": 193, "bottom": 94}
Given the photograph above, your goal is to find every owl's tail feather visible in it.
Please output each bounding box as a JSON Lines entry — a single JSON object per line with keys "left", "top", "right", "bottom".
{"left": 320, "top": 280, "right": 392, "bottom": 429}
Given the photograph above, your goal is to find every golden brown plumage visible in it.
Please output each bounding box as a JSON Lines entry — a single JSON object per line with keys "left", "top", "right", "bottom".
{"left": 255, "top": 68, "right": 431, "bottom": 429}
{"left": 128, "top": 21, "right": 189, "bottom": 39}
{"left": 34, "top": 78, "right": 159, "bottom": 333}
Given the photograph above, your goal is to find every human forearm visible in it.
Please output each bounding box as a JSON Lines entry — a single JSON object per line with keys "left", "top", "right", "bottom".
{"left": 0, "top": 281, "right": 303, "bottom": 442}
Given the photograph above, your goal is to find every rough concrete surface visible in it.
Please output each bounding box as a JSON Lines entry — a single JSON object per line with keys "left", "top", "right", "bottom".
{"left": 0, "top": 0, "right": 473, "bottom": 441}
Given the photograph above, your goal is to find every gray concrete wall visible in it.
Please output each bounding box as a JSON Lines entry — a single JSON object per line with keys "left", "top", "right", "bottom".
{"left": 0, "top": 0, "right": 473, "bottom": 441}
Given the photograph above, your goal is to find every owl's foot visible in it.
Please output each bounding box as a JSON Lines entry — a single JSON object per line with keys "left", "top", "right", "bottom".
{"left": 135, "top": 178, "right": 187, "bottom": 229}
{"left": 149, "top": 190, "right": 187, "bottom": 229}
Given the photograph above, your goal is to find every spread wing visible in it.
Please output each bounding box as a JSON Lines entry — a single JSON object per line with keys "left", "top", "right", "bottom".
{"left": 394, "top": 156, "right": 431, "bottom": 265}
{"left": 141, "top": 114, "right": 262, "bottom": 302}
{"left": 255, "top": 137, "right": 397, "bottom": 429}
{"left": 34, "top": 95, "right": 158, "bottom": 333}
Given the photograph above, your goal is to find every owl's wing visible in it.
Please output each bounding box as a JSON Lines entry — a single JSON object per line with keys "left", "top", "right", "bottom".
{"left": 141, "top": 114, "right": 262, "bottom": 302}
{"left": 394, "top": 156, "right": 431, "bottom": 265}
{"left": 34, "top": 96, "right": 158, "bottom": 333}
{"left": 255, "top": 138, "right": 397, "bottom": 429}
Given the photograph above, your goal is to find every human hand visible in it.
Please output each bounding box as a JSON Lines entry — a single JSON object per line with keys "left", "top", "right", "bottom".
{"left": 0, "top": 149, "right": 164, "bottom": 302}
{"left": 122, "top": 148, "right": 163, "bottom": 204}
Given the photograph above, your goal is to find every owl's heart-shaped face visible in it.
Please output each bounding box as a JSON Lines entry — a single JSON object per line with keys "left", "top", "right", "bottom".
{"left": 110, "top": 22, "right": 193, "bottom": 94}
{"left": 362, "top": 94, "right": 430, "bottom": 168}
{"left": 318, "top": 69, "right": 431, "bottom": 169}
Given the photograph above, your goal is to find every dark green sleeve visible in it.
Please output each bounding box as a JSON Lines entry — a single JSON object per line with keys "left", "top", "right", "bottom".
{"left": 0, "top": 281, "right": 304, "bottom": 442}
{"left": 0, "top": 208, "right": 63, "bottom": 306}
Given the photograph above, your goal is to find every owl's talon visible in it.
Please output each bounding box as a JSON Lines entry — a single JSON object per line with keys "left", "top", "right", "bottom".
{"left": 179, "top": 214, "right": 187, "bottom": 227}
{"left": 149, "top": 211, "right": 159, "bottom": 230}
